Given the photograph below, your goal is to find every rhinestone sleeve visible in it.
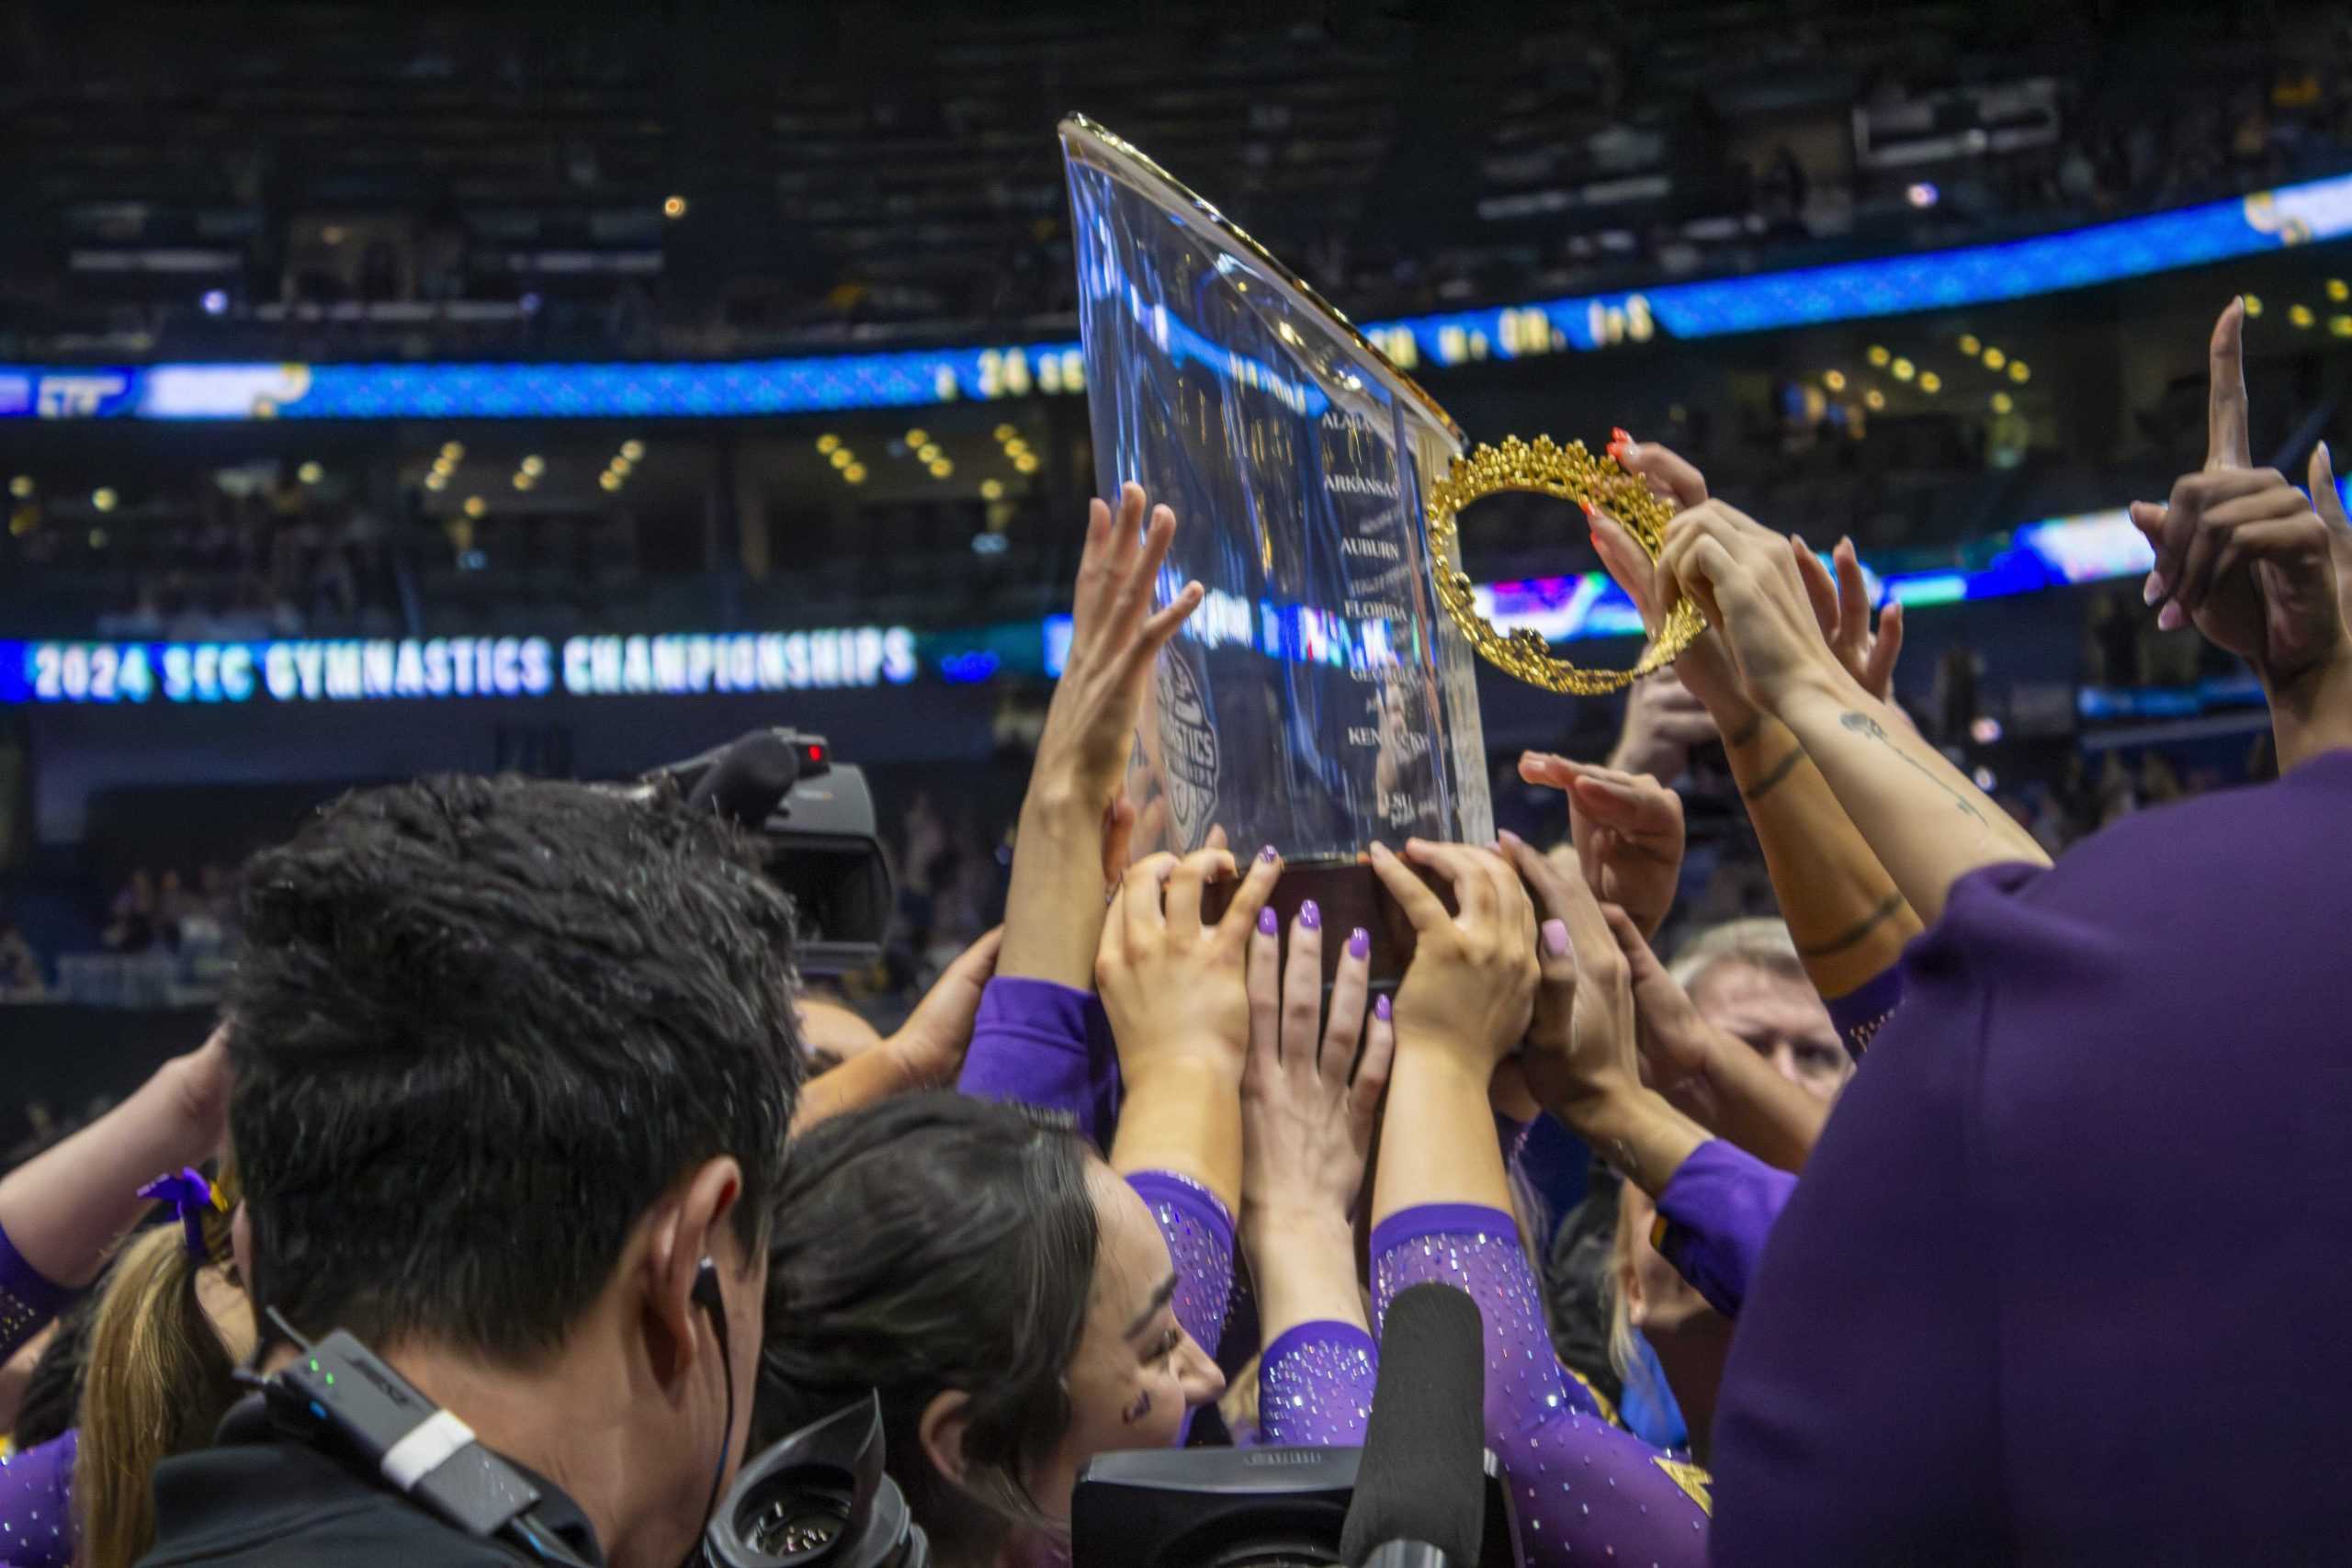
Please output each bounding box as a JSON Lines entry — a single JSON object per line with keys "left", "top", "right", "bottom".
{"left": 1124, "top": 1171, "right": 1235, "bottom": 1358}
{"left": 0, "top": 1429, "right": 78, "bottom": 1568}
{"left": 1373, "top": 1204, "right": 1713, "bottom": 1567}
{"left": 0, "top": 1218, "right": 76, "bottom": 1364}
{"left": 1256, "top": 1319, "right": 1377, "bottom": 1447}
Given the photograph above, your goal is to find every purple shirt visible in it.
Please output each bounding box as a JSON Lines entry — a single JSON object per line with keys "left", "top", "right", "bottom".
{"left": 1711, "top": 750, "right": 2352, "bottom": 1564}
{"left": 1653, "top": 1138, "right": 1795, "bottom": 1321}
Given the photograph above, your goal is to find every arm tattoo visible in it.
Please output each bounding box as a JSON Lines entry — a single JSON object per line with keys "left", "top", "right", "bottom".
{"left": 1795, "top": 891, "right": 1906, "bottom": 958}
{"left": 1837, "top": 710, "right": 1987, "bottom": 823}
{"left": 1724, "top": 714, "right": 1764, "bottom": 749}
{"left": 1741, "top": 746, "right": 1806, "bottom": 802}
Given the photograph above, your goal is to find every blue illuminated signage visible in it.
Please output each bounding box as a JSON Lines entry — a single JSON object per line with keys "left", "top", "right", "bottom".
{"left": 3, "top": 626, "right": 918, "bottom": 705}
{"left": 3, "top": 174, "right": 2346, "bottom": 422}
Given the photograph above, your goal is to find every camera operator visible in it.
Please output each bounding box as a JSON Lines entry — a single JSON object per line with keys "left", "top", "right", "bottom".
{"left": 139, "top": 775, "right": 803, "bottom": 1568}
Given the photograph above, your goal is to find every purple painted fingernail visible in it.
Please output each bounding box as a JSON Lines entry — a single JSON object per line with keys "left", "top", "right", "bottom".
{"left": 1542, "top": 919, "right": 1570, "bottom": 957}
{"left": 1257, "top": 907, "right": 1279, "bottom": 936}
{"left": 1258, "top": 843, "right": 1278, "bottom": 863}
{"left": 1348, "top": 926, "right": 1370, "bottom": 959}
{"left": 1298, "top": 899, "right": 1321, "bottom": 931}
{"left": 1374, "top": 994, "right": 1393, "bottom": 1021}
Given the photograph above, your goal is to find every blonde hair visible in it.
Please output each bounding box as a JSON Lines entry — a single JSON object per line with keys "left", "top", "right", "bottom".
{"left": 1667, "top": 918, "right": 1804, "bottom": 995}
{"left": 1605, "top": 1179, "right": 1645, "bottom": 1387}
{"left": 74, "top": 1167, "right": 253, "bottom": 1568}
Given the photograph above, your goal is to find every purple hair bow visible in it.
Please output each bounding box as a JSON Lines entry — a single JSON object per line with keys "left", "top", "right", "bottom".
{"left": 138, "top": 1166, "right": 223, "bottom": 1259}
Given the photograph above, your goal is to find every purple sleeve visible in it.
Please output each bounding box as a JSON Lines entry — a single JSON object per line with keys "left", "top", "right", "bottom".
{"left": 1256, "top": 1320, "right": 1377, "bottom": 1447}
{"left": 1374, "top": 1206, "right": 1711, "bottom": 1567}
{"left": 1125, "top": 1171, "right": 1235, "bottom": 1359}
{"left": 1824, "top": 963, "right": 1905, "bottom": 1063}
{"left": 1651, "top": 1138, "right": 1795, "bottom": 1320}
{"left": 0, "top": 1429, "right": 78, "bottom": 1568}
{"left": 0, "top": 1218, "right": 76, "bottom": 1364}
{"left": 956, "top": 976, "right": 1124, "bottom": 1144}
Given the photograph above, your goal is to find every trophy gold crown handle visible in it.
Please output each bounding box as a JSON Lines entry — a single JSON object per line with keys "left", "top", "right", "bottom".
{"left": 1426, "top": 435, "right": 1704, "bottom": 696}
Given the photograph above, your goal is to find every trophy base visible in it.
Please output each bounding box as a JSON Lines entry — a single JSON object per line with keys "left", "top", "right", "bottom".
{"left": 1201, "top": 857, "right": 1456, "bottom": 996}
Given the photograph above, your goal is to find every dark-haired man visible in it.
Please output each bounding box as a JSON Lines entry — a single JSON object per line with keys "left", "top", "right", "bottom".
{"left": 141, "top": 774, "right": 803, "bottom": 1568}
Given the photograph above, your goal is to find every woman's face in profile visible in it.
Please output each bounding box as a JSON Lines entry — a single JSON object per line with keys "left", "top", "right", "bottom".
{"left": 1022, "top": 1161, "right": 1226, "bottom": 1524}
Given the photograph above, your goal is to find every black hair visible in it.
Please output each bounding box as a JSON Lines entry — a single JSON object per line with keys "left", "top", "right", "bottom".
{"left": 10, "top": 1287, "right": 96, "bottom": 1450}
{"left": 227, "top": 773, "right": 802, "bottom": 1359}
{"left": 755, "top": 1092, "right": 1099, "bottom": 1566}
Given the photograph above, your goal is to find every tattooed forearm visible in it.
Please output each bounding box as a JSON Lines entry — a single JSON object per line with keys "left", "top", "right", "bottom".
{"left": 1837, "top": 709, "right": 1987, "bottom": 823}
{"left": 1741, "top": 746, "right": 1806, "bottom": 802}
{"left": 1796, "top": 891, "right": 1907, "bottom": 958}
{"left": 1724, "top": 714, "right": 1765, "bottom": 749}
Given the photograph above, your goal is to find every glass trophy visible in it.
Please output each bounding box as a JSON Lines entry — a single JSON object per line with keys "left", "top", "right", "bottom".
{"left": 1061, "top": 116, "right": 1493, "bottom": 975}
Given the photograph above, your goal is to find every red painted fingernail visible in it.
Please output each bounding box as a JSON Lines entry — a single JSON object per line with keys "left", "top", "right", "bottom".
{"left": 1577, "top": 498, "right": 1597, "bottom": 521}
{"left": 1611, "top": 427, "right": 1633, "bottom": 446}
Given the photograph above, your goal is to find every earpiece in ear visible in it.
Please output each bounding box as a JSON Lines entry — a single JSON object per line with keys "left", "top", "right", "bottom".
{"left": 692, "top": 1256, "right": 724, "bottom": 1316}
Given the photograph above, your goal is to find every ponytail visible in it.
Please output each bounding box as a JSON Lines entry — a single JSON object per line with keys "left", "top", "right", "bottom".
{"left": 74, "top": 1168, "right": 250, "bottom": 1568}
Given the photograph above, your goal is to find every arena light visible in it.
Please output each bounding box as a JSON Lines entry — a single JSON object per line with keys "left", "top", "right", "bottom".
{"left": 424, "top": 471, "right": 448, "bottom": 491}
{"left": 2243, "top": 294, "right": 2264, "bottom": 318}
{"left": 2007, "top": 360, "right": 2030, "bottom": 382}
{"left": 1823, "top": 369, "right": 1847, "bottom": 390}
{"left": 92, "top": 488, "right": 118, "bottom": 513}
{"left": 297, "top": 460, "right": 323, "bottom": 484}
{"left": 464, "top": 495, "right": 486, "bottom": 518}
{"left": 979, "top": 478, "right": 1004, "bottom": 500}
{"left": 2332, "top": 315, "right": 2352, "bottom": 338}
{"left": 1983, "top": 346, "right": 2007, "bottom": 370}
{"left": 88, "top": 528, "right": 107, "bottom": 548}
{"left": 8, "top": 476, "right": 30, "bottom": 498}
{"left": 512, "top": 471, "right": 536, "bottom": 491}
{"left": 1918, "top": 371, "right": 1942, "bottom": 393}
{"left": 599, "top": 470, "right": 622, "bottom": 491}
{"left": 663, "top": 195, "right": 688, "bottom": 220}
{"left": 842, "top": 462, "right": 866, "bottom": 484}
{"left": 1867, "top": 344, "right": 1891, "bottom": 367}
{"left": 905, "top": 427, "right": 930, "bottom": 447}
{"left": 1906, "top": 181, "right": 1939, "bottom": 209}
{"left": 993, "top": 423, "right": 1017, "bottom": 442}
{"left": 1864, "top": 389, "right": 1886, "bottom": 411}
{"left": 1991, "top": 391, "right": 2015, "bottom": 413}
{"left": 520, "top": 455, "right": 545, "bottom": 477}
{"left": 1958, "top": 333, "right": 1981, "bottom": 355}
{"left": 829, "top": 448, "right": 853, "bottom": 470}
{"left": 2290, "top": 303, "right": 2316, "bottom": 328}
{"left": 609, "top": 456, "right": 632, "bottom": 476}
{"left": 816, "top": 434, "right": 841, "bottom": 455}
{"left": 619, "top": 439, "right": 645, "bottom": 462}
{"left": 917, "top": 443, "right": 943, "bottom": 463}
{"left": 440, "top": 441, "right": 466, "bottom": 461}
{"left": 928, "top": 458, "right": 954, "bottom": 478}
{"left": 1892, "top": 357, "right": 1916, "bottom": 381}
{"left": 200, "top": 288, "right": 229, "bottom": 316}
{"left": 1013, "top": 453, "right": 1039, "bottom": 474}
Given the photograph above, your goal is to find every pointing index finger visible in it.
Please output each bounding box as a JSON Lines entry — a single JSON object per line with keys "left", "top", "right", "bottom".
{"left": 2207, "top": 298, "right": 2250, "bottom": 472}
